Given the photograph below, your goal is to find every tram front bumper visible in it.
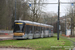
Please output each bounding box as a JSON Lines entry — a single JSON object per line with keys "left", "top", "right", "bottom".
{"left": 13, "top": 36, "right": 24, "bottom": 39}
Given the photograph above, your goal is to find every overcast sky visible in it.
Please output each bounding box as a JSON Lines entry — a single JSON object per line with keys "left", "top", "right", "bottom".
{"left": 42, "top": 0, "right": 71, "bottom": 17}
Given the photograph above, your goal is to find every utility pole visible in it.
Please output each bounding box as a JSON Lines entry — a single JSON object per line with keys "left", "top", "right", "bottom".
{"left": 65, "top": 15, "right": 66, "bottom": 35}
{"left": 15, "top": 0, "right": 16, "bottom": 20}
{"left": 71, "top": 3, "right": 74, "bottom": 36}
{"left": 57, "top": 0, "right": 60, "bottom": 40}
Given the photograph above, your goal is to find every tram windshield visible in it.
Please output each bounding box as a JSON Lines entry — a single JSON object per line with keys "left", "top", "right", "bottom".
{"left": 14, "top": 23, "right": 24, "bottom": 33}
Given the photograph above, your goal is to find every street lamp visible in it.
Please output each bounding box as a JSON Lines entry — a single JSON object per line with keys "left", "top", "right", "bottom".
{"left": 29, "top": 3, "right": 32, "bottom": 18}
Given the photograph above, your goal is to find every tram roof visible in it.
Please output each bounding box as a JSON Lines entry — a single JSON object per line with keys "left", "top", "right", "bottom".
{"left": 15, "top": 20, "right": 53, "bottom": 27}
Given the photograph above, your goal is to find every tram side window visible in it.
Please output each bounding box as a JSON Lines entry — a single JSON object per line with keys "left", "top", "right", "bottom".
{"left": 38, "top": 27, "right": 41, "bottom": 33}
{"left": 34, "top": 26, "right": 36, "bottom": 34}
{"left": 45, "top": 28, "right": 47, "bottom": 30}
{"left": 45, "top": 27, "right": 49, "bottom": 30}
{"left": 40, "top": 27, "right": 42, "bottom": 33}
{"left": 41, "top": 27, "right": 43, "bottom": 31}
{"left": 42, "top": 27, "right": 45, "bottom": 33}
{"left": 25, "top": 25, "right": 29, "bottom": 34}
{"left": 51, "top": 28, "right": 53, "bottom": 32}
{"left": 46, "top": 28, "right": 49, "bottom": 30}
{"left": 25, "top": 25, "right": 34, "bottom": 34}
{"left": 43, "top": 27, "right": 45, "bottom": 33}
{"left": 29, "top": 25, "right": 33, "bottom": 34}
{"left": 49, "top": 28, "right": 51, "bottom": 33}
{"left": 35, "top": 26, "right": 40, "bottom": 34}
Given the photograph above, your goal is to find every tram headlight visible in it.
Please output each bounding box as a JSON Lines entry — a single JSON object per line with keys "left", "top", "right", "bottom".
{"left": 22, "top": 33, "right": 24, "bottom": 35}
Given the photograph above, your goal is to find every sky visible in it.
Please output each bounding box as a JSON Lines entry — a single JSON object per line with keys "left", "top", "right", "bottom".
{"left": 43, "top": 0, "right": 71, "bottom": 17}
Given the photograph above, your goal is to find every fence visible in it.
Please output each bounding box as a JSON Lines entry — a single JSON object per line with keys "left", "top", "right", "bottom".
{"left": 0, "top": 30, "right": 13, "bottom": 35}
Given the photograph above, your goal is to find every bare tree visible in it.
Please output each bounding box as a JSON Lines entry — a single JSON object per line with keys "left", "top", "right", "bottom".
{"left": 25, "top": 0, "right": 47, "bottom": 22}
{"left": 65, "top": 0, "right": 75, "bottom": 36}
{"left": 0, "top": 0, "right": 30, "bottom": 30}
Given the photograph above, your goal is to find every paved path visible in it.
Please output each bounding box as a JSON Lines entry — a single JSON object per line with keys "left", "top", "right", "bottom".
{"left": 0, "top": 37, "right": 13, "bottom": 40}
{"left": 73, "top": 47, "right": 75, "bottom": 50}
{"left": 0, "top": 34, "right": 13, "bottom": 40}
{"left": 0, "top": 48, "right": 31, "bottom": 50}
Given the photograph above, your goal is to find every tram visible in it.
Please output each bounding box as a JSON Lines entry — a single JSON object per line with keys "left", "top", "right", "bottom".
{"left": 13, "top": 20, "right": 53, "bottom": 39}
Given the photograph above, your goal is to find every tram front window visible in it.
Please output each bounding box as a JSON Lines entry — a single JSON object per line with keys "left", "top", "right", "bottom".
{"left": 14, "top": 23, "right": 24, "bottom": 33}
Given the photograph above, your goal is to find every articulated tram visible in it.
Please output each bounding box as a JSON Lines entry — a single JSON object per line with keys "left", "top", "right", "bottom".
{"left": 13, "top": 20, "right": 53, "bottom": 39}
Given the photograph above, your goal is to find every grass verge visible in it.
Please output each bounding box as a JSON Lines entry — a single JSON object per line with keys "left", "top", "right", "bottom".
{"left": 68, "top": 38, "right": 75, "bottom": 42}
{"left": 0, "top": 36, "right": 73, "bottom": 50}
